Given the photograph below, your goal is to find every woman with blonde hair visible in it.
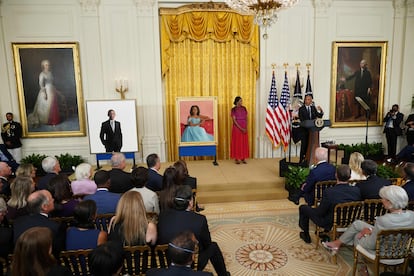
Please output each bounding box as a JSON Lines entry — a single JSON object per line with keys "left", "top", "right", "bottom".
{"left": 7, "top": 176, "right": 35, "bottom": 220}
{"left": 16, "top": 163, "right": 37, "bottom": 179}
{"left": 349, "top": 152, "right": 366, "bottom": 181}
{"left": 108, "top": 190, "right": 157, "bottom": 246}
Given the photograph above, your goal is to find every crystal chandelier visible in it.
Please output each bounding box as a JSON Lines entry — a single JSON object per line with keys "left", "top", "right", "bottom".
{"left": 225, "top": 0, "right": 299, "bottom": 38}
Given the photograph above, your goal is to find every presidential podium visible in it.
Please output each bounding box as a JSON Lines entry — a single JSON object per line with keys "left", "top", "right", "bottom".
{"left": 301, "top": 119, "right": 331, "bottom": 165}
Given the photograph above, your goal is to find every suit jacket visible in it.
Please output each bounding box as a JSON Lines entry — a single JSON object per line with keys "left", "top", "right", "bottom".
{"left": 157, "top": 209, "right": 211, "bottom": 252}
{"left": 84, "top": 189, "right": 121, "bottom": 214}
{"left": 403, "top": 180, "right": 414, "bottom": 201}
{"left": 346, "top": 68, "right": 372, "bottom": 100}
{"left": 13, "top": 213, "right": 65, "bottom": 256}
{"left": 356, "top": 175, "right": 391, "bottom": 199}
{"left": 1, "top": 120, "right": 22, "bottom": 148}
{"left": 100, "top": 120, "right": 122, "bottom": 152}
{"left": 383, "top": 112, "right": 404, "bottom": 136}
{"left": 147, "top": 168, "right": 163, "bottom": 192}
{"left": 146, "top": 266, "right": 213, "bottom": 276}
{"left": 302, "top": 162, "right": 336, "bottom": 205}
{"left": 37, "top": 172, "right": 58, "bottom": 191}
{"left": 109, "top": 168, "right": 134, "bottom": 193}
{"left": 298, "top": 105, "right": 323, "bottom": 121}
{"left": 313, "top": 183, "right": 361, "bottom": 230}
{"left": 0, "top": 177, "right": 10, "bottom": 197}
{"left": 0, "top": 144, "right": 19, "bottom": 172}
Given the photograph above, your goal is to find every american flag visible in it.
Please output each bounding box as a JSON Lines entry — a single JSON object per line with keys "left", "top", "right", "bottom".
{"left": 278, "top": 71, "right": 291, "bottom": 150}
{"left": 265, "top": 71, "right": 280, "bottom": 148}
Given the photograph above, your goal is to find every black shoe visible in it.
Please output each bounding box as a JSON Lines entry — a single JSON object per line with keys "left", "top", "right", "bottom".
{"left": 300, "top": 231, "right": 311, "bottom": 243}
{"left": 288, "top": 195, "right": 300, "bottom": 205}
{"left": 319, "top": 234, "right": 330, "bottom": 243}
{"left": 226, "top": 272, "right": 231, "bottom": 276}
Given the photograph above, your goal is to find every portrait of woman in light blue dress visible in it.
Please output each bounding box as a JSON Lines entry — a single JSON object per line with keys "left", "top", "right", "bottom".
{"left": 181, "top": 105, "right": 214, "bottom": 142}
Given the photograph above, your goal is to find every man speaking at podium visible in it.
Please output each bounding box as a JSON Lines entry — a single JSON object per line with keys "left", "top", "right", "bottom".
{"left": 298, "top": 94, "right": 324, "bottom": 163}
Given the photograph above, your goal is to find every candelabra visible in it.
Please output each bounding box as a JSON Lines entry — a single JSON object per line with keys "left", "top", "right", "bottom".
{"left": 115, "top": 78, "right": 128, "bottom": 99}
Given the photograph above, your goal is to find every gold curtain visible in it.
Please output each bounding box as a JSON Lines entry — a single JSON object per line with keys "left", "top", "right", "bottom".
{"left": 160, "top": 4, "right": 259, "bottom": 161}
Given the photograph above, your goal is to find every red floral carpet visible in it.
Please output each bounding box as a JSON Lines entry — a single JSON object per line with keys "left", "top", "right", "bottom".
{"left": 202, "top": 200, "right": 353, "bottom": 275}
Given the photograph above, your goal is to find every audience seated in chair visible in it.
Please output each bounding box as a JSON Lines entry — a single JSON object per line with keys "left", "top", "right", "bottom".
{"left": 298, "top": 165, "right": 361, "bottom": 244}
{"left": 6, "top": 176, "right": 34, "bottom": 221}
{"left": 289, "top": 147, "right": 336, "bottom": 206}
{"left": 147, "top": 231, "right": 213, "bottom": 276}
{"left": 0, "top": 197, "right": 12, "bottom": 273}
{"left": 356, "top": 160, "right": 391, "bottom": 199}
{"left": 129, "top": 166, "right": 160, "bottom": 214}
{"left": 84, "top": 170, "right": 121, "bottom": 214}
{"left": 322, "top": 185, "right": 414, "bottom": 275}
{"left": 0, "top": 162, "right": 13, "bottom": 197}
{"left": 174, "top": 160, "right": 204, "bottom": 212}
{"left": 66, "top": 200, "right": 107, "bottom": 250}
{"left": 11, "top": 227, "right": 71, "bottom": 276}
{"left": 146, "top": 153, "right": 163, "bottom": 192}
{"left": 159, "top": 166, "right": 179, "bottom": 211}
{"left": 157, "top": 185, "right": 230, "bottom": 276}
{"left": 48, "top": 174, "right": 79, "bottom": 217}
{"left": 71, "top": 163, "right": 97, "bottom": 196}
{"left": 108, "top": 152, "right": 134, "bottom": 194}
{"left": 349, "top": 152, "right": 366, "bottom": 181}
{"left": 89, "top": 241, "right": 124, "bottom": 276}
{"left": 37, "top": 156, "right": 61, "bottom": 191}
{"left": 15, "top": 163, "right": 37, "bottom": 186}
{"left": 402, "top": 162, "right": 414, "bottom": 201}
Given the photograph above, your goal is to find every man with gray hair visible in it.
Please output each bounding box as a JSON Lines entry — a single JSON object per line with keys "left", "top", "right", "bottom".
{"left": 0, "top": 161, "right": 12, "bottom": 196}
{"left": 13, "top": 190, "right": 65, "bottom": 256}
{"left": 289, "top": 147, "right": 336, "bottom": 206}
{"left": 37, "top": 156, "right": 61, "bottom": 190}
{"left": 109, "top": 152, "right": 133, "bottom": 193}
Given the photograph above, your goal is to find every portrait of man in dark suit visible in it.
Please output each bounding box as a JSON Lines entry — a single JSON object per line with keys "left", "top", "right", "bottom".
{"left": 99, "top": 109, "right": 122, "bottom": 152}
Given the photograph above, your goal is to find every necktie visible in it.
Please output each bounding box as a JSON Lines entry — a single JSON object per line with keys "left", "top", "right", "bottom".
{"left": 111, "top": 120, "right": 115, "bottom": 132}
{"left": 307, "top": 106, "right": 311, "bottom": 119}
{"left": 361, "top": 69, "right": 364, "bottom": 78}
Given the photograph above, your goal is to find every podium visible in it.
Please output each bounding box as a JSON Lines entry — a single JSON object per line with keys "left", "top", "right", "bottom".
{"left": 300, "top": 119, "right": 331, "bottom": 165}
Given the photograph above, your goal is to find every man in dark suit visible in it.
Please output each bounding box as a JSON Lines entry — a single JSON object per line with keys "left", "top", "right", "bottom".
{"left": 85, "top": 170, "right": 121, "bottom": 214}
{"left": 146, "top": 153, "right": 163, "bottom": 192}
{"left": 405, "top": 113, "right": 414, "bottom": 145}
{"left": 298, "top": 165, "right": 361, "bottom": 243}
{"left": 37, "top": 156, "right": 61, "bottom": 191}
{"left": 383, "top": 104, "right": 404, "bottom": 159}
{"left": 100, "top": 109, "right": 122, "bottom": 152}
{"left": 108, "top": 152, "right": 133, "bottom": 193}
{"left": 13, "top": 190, "right": 65, "bottom": 257}
{"left": 289, "top": 147, "right": 336, "bottom": 206}
{"left": 157, "top": 185, "right": 230, "bottom": 276}
{"left": 402, "top": 163, "right": 414, "bottom": 201}
{"left": 356, "top": 159, "right": 391, "bottom": 199}
{"left": 297, "top": 94, "right": 324, "bottom": 163}
{"left": 1, "top": 112, "right": 23, "bottom": 163}
{"left": 147, "top": 231, "right": 213, "bottom": 276}
{"left": 0, "top": 161, "right": 12, "bottom": 196}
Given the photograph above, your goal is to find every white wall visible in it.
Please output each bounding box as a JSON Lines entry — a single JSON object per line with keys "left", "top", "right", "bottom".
{"left": 0, "top": 0, "right": 413, "bottom": 163}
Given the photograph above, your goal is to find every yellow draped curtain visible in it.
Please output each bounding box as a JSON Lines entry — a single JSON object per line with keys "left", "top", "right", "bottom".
{"left": 160, "top": 4, "right": 259, "bottom": 161}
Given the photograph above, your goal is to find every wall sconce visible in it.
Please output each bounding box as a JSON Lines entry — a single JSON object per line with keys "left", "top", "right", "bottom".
{"left": 115, "top": 78, "right": 128, "bottom": 99}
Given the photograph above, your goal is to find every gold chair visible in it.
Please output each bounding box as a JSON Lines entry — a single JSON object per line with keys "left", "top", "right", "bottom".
{"left": 154, "top": 244, "right": 169, "bottom": 268}
{"left": 50, "top": 216, "right": 75, "bottom": 228}
{"left": 313, "top": 180, "right": 337, "bottom": 207}
{"left": 363, "top": 199, "right": 387, "bottom": 225}
{"left": 316, "top": 201, "right": 364, "bottom": 264}
{"left": 122, "top": 245, "right": 152, "bottom": 276}
{"left": 353, "top": 228, "right": 414, "bottom": 276}
{"left": 94, "top": 213, "right": 114, "bottom": 232}
{"left": 146, "top": 212, "right": 158, "bottom": 224}
{"left": 0, "top": 257, "right": 8, "bottom": 276}
{"left": 388, "top": 178, "right": 404, "bottom": 186}
{"left": 59, "top": 249, "right": 93, "bottom": 276}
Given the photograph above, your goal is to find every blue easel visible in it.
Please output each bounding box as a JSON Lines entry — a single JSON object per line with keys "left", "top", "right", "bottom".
{"left": 178, "top": 145, "right": 218, "bottom": 166}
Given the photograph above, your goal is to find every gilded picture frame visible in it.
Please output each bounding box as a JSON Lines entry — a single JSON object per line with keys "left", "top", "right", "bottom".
{"left": 330, "top": 41, "right": 387, "bottom": 127}
{"left": 176, "top": 96, "right": 218, "bottom": 146}
{"left": 12, "top": 42, "right": 86, "bottom": 137}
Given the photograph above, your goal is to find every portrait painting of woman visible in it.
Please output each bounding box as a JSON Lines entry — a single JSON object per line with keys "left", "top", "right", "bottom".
{"left": 181, "top": 105, "right": 214, "bottom": 142}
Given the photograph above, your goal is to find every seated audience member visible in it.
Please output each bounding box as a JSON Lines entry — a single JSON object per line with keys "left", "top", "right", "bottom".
{"left": 323, "top": 186, "right": 414, "bottom": 256}
{"left": 402, "top": 162, "right": 414, "bottom": 200}
{"left": 349, "top": 152, "right": 366, "bottom": 181}
{"left": 289, "top": 147, "right": 336, "bottom": 206}
{"left": 6, "top": 176, "right": 34, "bottom": 221}
{"left": 147, "top": 231, "right": 213, "bottom": 276}
{"left": 89, "top": 241, "right": 124, "bottom": 276}
{"left": 84, "top": 170, "right": 121, "bottom": 214}
{"left": 109, "top": 153, "right": 134, "bottom": 193}
{"left": 48, "top": 174, "right": 79, "bottom": 217}
{"left": 37, "top": 156, "right": 61, "bottom": 191}
{"left": 11, "top": 227, "right": 71, "bottom": 276}
{"left": 159, "top": 166, "right": 179, "bottom": 211}
{"left": 356, "top": 159, "right": 391, "bottom": 199}
{"left": 108, "top": 190, "right": 157, "bottom": 246}
{"left": 13, "top": 190, "right": 65, "bottom": 257}
{"left": 0, "top": 161, "right": 12, "bottom": 197}
{"left": 15, "top": 163, "right": 37, "bottom": 185}
{"left": 157, "top": 185, "right": 230, "bottom": 276}
{"left": 71, "top": 163, "right": 97, "bottom": 196}
{"left": 146, "top": 153, "right": 163, "bottom": 192}
{"left": 174, "top": 159, "right": 204, "bottom": 212}
{"left": 66, "top": 200, "right": 107, "bottom": 250}
{"left": 130, "top": 166, "right": 160, "bottom": 214}
{"left": 298, "top": 165, "right": 361, "bottom": 244}
{"left": 0, "top": 144, "right": 19, "bottom": 173}
{"left": 0, "top": 197, "right": 12, "bottom": 270}
{"left": 395, "top": 143, "right": 414, "bottom": 163}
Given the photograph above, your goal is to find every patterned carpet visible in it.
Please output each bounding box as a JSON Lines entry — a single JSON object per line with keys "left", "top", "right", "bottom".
{"left": 202, "top": 199, "right": 354, "bottom": 276}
